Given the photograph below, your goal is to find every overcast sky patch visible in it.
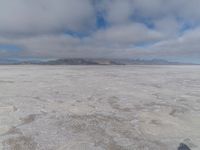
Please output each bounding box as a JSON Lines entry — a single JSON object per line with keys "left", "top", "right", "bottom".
{"left": 0, "top": 0, "right": 200, "bottom": 62}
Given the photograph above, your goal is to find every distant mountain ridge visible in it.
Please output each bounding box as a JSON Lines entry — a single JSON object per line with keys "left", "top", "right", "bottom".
{"left": 25, "top": 58, "right": 193, "bottom": 65}
{"left": 0, "top": 58, "right": 197, "bottom": 65}
{"left": 39, "top": 58, "right": 122, "bottom": 65}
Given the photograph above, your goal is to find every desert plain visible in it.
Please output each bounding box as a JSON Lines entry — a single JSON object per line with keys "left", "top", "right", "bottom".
{"left": 0, "top": 65, "right": 199, "bottom": 150}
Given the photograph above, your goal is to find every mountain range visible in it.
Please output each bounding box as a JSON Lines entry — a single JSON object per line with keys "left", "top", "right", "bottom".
{"left": 0, "top": 58, "right": 197, "bottom": 65}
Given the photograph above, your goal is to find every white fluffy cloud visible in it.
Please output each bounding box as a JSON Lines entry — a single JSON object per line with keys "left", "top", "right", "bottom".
{"left": 106, "top": 0, "right": 134, "bottom": 24}
{"left": 0, "top": 0, "right": 200, "bottom": 62}
{"left": 0, "top": 0, "right": 95, "bottom": 36}
{"left": 94, "top": 23, "right": 162, "bottom": 45}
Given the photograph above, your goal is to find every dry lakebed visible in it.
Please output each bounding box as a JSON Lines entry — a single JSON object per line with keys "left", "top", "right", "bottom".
{"left": 0, "top": 65, "right": 199, "bottom": 150}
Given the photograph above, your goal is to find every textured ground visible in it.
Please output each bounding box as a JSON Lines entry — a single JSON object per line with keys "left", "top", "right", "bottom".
{"left": 0, "top": 65, "right": 199, "bottom": 150}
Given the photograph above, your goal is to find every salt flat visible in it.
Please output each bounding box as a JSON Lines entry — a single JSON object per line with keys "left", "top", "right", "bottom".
{"left": 0, "top": 65, "right": 199, "bottom": 150}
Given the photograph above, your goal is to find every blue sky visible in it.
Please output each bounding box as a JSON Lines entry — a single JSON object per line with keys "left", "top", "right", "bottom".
{"left": 0, "top": 45, "right": 22, "bottom": 52}
{"left": 0, "top": 0, "right": 200, "bottom": 63}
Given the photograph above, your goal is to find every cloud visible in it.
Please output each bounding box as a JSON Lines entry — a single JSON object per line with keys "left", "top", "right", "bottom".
{"left": 0, "top": 0, "right": 200, "bottom": 62}
{"left": 154, "top": 17, "right": 180, "bottom": 37}
{"left": 0, "top": 0, "right": 95, "bottom": 36}
{"left": 149, "top": 27, "right": 200, "bottom": 56}
{"left": 93, "top": 23, "right": 163, "bottom": 45}
{"left": 105, "top": 0, "right": 134, "bottom": 24}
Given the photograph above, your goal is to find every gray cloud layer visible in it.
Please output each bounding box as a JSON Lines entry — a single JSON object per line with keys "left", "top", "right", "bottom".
{"left": 0, "top": 0, "right": 200, "bottom": 62}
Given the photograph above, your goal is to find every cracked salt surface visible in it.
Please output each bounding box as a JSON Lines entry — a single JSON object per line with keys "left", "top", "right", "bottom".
{"left": 0, "top": 65, "right": 200, "bottom": 150}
